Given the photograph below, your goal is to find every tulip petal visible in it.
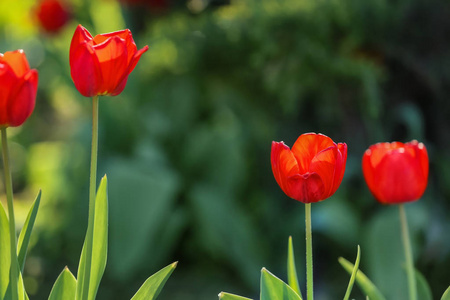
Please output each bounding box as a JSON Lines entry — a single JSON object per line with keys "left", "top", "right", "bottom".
{"left": 8, "top": 69, "right": 38, "bottom": 127}
{"left": 1, "top": 50, "right": 30, "bottom": 77}
{"left": 373, "top": 149, "right": 427, "bottom": 203}
{"left": 110, "top": 45, "right": 148, "bottom": 96}
{"left": 309, "top": 146, "right": 337, "bottom": 195}
{"left": 0, "top": 63, "right": 18, "bottom": 125}
{"left": 287, "top": 173, "right": 325, "bottom": 203}
{"left": 291, "top": 133, "right": 335, "bottom": 173}
{"left": 271, "top": 142, "right": 300, "bottom": 197}
{"left": 70, "top": 42, "right": 102, "bottom": 97}
{"left": 93, "top": 36, "right": 129, "bottom": 95}
{"left": 330, "top": 142, "right": 347, "bottom": 196}
{"left": 70, "top": 25, "right": 93, "bottom": 63}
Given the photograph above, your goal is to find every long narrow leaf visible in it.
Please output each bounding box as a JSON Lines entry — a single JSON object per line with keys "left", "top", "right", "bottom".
{"left": 130, "top": 262, "right": 177, "bottom": 300}
{"left": 440, "top": 286, "right": 450, "bottom": 300}
{"left": 49, "top": 267, "right": 77, "bottom": 300}
{"left": 338, "top": 257, "right": 386, "bottom": 300}
{"left": 218, "top": 292, "right": 253, "bottom": 300}
{"left": 261, "top": 268, "right": 302, "bottom": 300}
{"left": 287, "top": 236, "right": 302, "bottom": 298}
{"left": 76, "top": 176, "right": 108, "bottom": 300}
{"left": 343, "top": 245, "right": 360, "bottom": 300}
{"left": 17, "top": 190, "right": 41, "bottom": 273}
{"left": 0, "top": 202, "right": 10, "bottom": 299}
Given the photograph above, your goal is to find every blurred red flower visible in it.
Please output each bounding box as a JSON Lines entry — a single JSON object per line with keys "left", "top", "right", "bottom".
{"left": 35, "top": 0, "right": 71, "bottom": 34}
{"left": 271, "top": 133, "right": 347, "bottom": 203}
{"left": 0, "top": 50, "right": 38, "bottom": 128}
{"left": 362, "top": 140, "right": 429, "bottom": 204}
{"left": 69, "top": 25, "right": 149, "bottom": 97}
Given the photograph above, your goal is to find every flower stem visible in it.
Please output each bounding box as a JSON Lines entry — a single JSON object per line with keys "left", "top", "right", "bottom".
{"left": 305, "top": 203, "right": 313, "bottom": 300}
{"left": 399, "top": 204, "right": 417, "bottom": 300}
{"left": 1, "top": 128, "right": 19, "bottom": 300}
{"left": 81, "top": 95, "right": 99, "bottom": 300}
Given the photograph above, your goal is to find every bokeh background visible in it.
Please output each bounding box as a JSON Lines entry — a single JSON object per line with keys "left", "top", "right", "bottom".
{"left": 1, "top": 0, "right": 449, "bottom": 299}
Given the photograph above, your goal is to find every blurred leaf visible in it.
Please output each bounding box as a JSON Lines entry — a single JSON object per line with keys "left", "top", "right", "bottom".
{"left": 48, "top": 267, "right": 76, "bottom": 300}
{"left": 218, "top": 292, "right": 253, "bottom": 300}
{"left": 441, "top": 286, "right": 450, "bottom": 300}
{"left": 108, "top": 147, "right": 181, "bottom": 279}
{"left": 339, "top": 257, "right": 386, "bottom": 300}
{"left": 414, "top": 269, "right": 432, "bottom": 300}
{"left": 287, "top": 236, "right": 301, "bottom": 297}
{"left": 261, "top": 268, "right": 302, "bottom": 300}
{"left": 130, "top": 262, "right": 177, "bottom": 300}
{"left": 365, "top": 204, "right": 427, "bottom": 299}
{"left": 189, "top": 184, "right": 262, "bottom": 287}
{"left": 17, "top": 190, "right": 41, "bottom": 273}
{"left": 76, "top": 176, "right": 108, "bottom": 300}
{"left": 343, "top": 245, "right": 361, "bottom": 300}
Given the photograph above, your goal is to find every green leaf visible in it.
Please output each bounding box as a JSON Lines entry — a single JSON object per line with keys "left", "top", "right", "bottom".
{"left": 48, "top": 267, "right": 77, "bottom": 300}
{"left": 0, "top": 202, "right": 10, "bottom": 299}
{"left": 218, "top": 292, "right": 253, "bottom": 300}
{"left": 261, "top": 268, "right": 302, "bottom": 300}
{"left": 0, "top": 202, "right": 28, "bottom": 300}
{"left": 338, "top": 257, "right": 386, "bottom": 300}
{"left": 130, "top": 262, "right": 177, "bottom": 300}
{"left": 343, "top": 245, "right": 361, "bottom": 300}
{"left": 414, "top": 269, "right": 432, "bottom": 300}
{"left": 76, "top": 176, "right": 108, "bottom": 300}
{"left": 441, "top": 286, "right": 450, "bottom": 300}
{"left": 287, "top": 236, "right": 301, "bottom": 298}
{"left": 17, "top": 190, "right": 41, "bottom": 273}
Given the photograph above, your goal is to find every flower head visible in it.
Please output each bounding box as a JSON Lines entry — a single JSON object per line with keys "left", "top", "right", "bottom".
{"left": 362, "top": 140, "right": 429, "bottom": 204}
{"left": 35, "top": 0, "right": 71, "bottom": 34}
{"left": 69, "top": 25, "right": 149, "bottom": 97}
{"left": 271, "top": 133, "right": 347, "bottom": 203}
{"left": 0, "top": 50, "right": 39, "bottom": 128}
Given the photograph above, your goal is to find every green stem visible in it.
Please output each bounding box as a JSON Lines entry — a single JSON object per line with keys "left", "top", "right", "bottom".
{"left": 1, "top": 128, "right": 19, "bottom": 300}
{"left": 305, "top": 203, "right": 313, "bottom": 300}
{"left": 399, "top": 204, "right": 417, "bottom": 300}
{"left": 81, "top": 96, "right": 99, "bottom": 300}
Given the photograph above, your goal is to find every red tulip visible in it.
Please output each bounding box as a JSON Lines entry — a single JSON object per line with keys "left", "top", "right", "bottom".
{"left": 0, "top": 50, "right": 39, "bottom": 128}
{"left": 271, "top": 133, "right": 347, "bottom": 203}
{"left": 362, "top": 140, "right": 429, "bottom": 204}
{"left": 69, "top": 25, "right": 149, "bottom": 97}
{"left": 35, "top": 0, "right": 71, "bottom": 34}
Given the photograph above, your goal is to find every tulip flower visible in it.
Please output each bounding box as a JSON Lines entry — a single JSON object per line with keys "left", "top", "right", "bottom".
{"left": 362, "top": 140, "right": 428, "bottom": 204}
{"left": 271, "top": 133, "right": 347, "bottom": 203}
{"left": 0, "top": 50, "right": 39, "bottom": 128}
{"left": 35, "top": 0, "right": 71, "bottom": 34}
{"left": 362, "top": 140, "right": 429, "bottom": 300}
{"left": 69, "top": 25, "right": 148, "bottom": 97}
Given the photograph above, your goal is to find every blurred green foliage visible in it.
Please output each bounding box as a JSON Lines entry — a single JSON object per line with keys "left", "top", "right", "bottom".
{"left": 1, "top": 0, "right": 450, "bottom": 299}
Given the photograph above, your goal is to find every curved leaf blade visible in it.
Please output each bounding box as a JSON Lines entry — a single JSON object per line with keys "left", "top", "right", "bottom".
{"left": 218, "top": 292, "right": 253, "bottom": 300}
{"left": 339, "top": 257, "right": 386, "bottom": 300}
{"left": 17, "top": 190, "right": 41, "bottom": 273}
{"left": 440, "top": 286, "right": 450, "bottom": 300}
{"left": 48, "top": 267, "right": 77, "bottom": 300}
{"left": 130, "top": 262, "right": 177, "bottom": 300}
{"left": 261, "top": 268, "right": 302, "bottom": 300}
{"left": 76, "top": 176, "right": 108, "bottom": 300}
{"left": 287, "top": 236, "right": 301, "bottom": 298}
{"left": 343, "top": 245, "right": 361, "bottom": 300}
{"left": 414, "top": 269, "right": 432, "bottom": 300}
